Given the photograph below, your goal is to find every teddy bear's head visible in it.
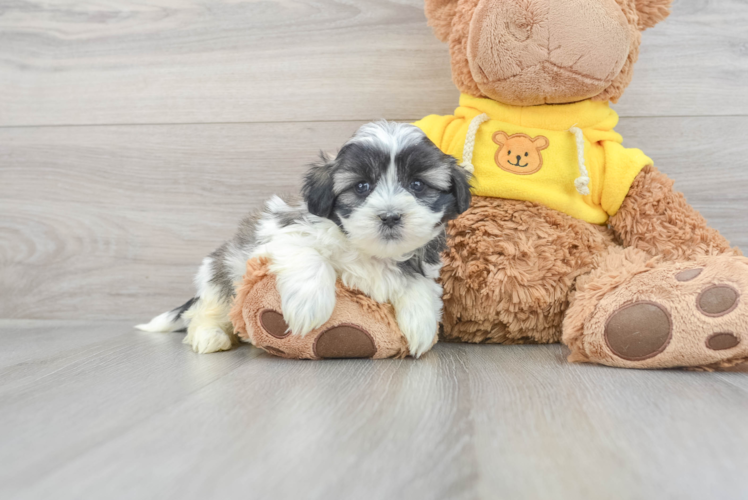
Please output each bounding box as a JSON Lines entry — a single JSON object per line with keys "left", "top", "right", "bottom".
{"left": 425, "top": 0, "right": 672, "bottom": 106}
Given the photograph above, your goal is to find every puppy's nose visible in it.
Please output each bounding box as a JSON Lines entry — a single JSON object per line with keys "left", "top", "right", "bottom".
{"left": 378, "top": 212, "right": 402, "bottom": 228}
{"left": 516, "top": 155, "right": 522, "bottom": 163}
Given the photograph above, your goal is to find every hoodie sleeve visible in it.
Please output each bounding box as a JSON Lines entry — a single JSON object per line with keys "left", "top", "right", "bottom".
{"left": 601, "top": 142, "right": 653, "bottom": 216}
{"left": 413, "top": 114, "right": 461, "bottom": 154}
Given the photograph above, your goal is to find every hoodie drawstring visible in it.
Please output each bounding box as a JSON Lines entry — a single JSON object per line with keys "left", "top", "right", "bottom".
{"left": 460, "top": 113, "right": 489, "bottom": 174}
{"left": 569, "top": 126, "right": 591, "bottom": 196}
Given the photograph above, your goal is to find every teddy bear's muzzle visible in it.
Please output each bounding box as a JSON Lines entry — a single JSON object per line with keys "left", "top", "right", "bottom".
{"left": 466, "top": 0, "right": 632, "bottom": 106}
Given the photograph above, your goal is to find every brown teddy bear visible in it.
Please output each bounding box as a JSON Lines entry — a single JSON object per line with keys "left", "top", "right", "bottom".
{"left": 419, "top": 0, "right": 748, "bottom": 369}
{"left": 232, "top": 0, "right": 748, "bottom": 369}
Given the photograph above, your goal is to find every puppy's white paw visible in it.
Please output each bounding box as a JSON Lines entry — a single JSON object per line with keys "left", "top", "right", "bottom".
{"left": 280, "top": 284, "right": 336, "bottom": 337}
{"left": 397, "top": 308, "right": 438, "bottom": 358}
{"left": 185, "top": 326, "right": 233, "bottom": 354}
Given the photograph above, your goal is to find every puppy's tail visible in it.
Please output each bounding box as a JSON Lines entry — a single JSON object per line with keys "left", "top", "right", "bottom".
{"left": 135, "top": 297, "right": 198, "bottom": 333}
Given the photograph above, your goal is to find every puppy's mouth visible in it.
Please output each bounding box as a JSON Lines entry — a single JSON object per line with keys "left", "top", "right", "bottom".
{"left": 379, "top": 225, "right": 403, "bottom": 241}
{"left": 507, "top": 159, "right": 529, "bottom": 168}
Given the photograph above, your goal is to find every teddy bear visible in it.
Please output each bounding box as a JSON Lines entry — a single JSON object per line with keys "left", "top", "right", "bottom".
{"left": 417, "top": 0, "right": 748, "bottom": 369}
{"left": 232, "top": 0, "right": 748, "bottom": 369}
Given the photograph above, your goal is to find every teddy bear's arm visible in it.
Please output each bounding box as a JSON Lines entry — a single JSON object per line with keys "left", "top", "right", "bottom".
{"left": 608, "top": 165, "right": 738, "bottom": 261}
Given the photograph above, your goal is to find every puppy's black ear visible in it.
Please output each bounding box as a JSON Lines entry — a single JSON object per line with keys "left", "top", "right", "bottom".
{"left": 449, "top": 159, "right": 472, "bottom": 214}
{"left": 302, "top": 152, "right": 337, "bottom": 219}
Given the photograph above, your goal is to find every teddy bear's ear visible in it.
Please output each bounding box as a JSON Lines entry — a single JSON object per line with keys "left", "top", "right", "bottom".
{"left": 635, "top": 0, "right": 673, "bottom": 30}
{"left": 493, "top": 131, "right": 509, "bottom": 147}
{"left": 533, "top": 136, "right": 550, "bottom": 151}
{"left": 424, "top": 0, "right": 460, "bottom": 42}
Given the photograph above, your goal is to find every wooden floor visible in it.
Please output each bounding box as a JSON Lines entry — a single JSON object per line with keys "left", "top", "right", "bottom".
{"left": 2, "top": 0, "right": 748, "bottom": 498}
{"left": 2, "top": 320, "right": 747, "bottom": 500}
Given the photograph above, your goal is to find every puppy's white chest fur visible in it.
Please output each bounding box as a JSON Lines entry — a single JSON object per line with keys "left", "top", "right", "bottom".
{"left": 336, "top": 252, "right": 407, "bottom": 304}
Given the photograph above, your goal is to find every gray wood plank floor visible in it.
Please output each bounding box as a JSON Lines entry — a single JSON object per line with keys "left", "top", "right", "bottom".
{"left": 2, "top": 320, "right": 747, "bottom": 500}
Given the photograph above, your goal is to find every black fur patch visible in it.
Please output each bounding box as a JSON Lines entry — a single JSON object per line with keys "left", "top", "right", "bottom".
{"left": 336, "top": 142, "right": 391, "bottom": 187}
{"left": 395, "top": 138, "right": 451, "bottom": 185}
{"left": 449, "top": 164, "right": 472, "bottom": 214}
{"left": 277, "top": 208, "right": 307, "bottom": 228}
{"left": 397, "top": 230, "right": 448, "bottom": 277}
{"left": 172, "top": 297, "right": 198, "bottom": 317}
{"left": 302, "top": 153, "right": 337, "bottom": 219}
{"left": 208, "top": 211, "right": 261, "bottom": 302}
{"left": 395, "top": 137, "right": 472, "bottom": 220}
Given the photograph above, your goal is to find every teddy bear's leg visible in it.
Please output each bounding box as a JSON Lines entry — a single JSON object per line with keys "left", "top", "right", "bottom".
{"left": 230, "top": 260, "right": 413, "bottom": 360}
{"left": 563, "top": 248, "right": 748, "bottom": 369}
{"left": 564, "top": 166, "right": 747, "bottom": 369}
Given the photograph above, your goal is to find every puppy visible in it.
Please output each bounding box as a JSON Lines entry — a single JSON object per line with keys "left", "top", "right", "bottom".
{"left": 137, "top": 121, "right": 472, "bottom": 357}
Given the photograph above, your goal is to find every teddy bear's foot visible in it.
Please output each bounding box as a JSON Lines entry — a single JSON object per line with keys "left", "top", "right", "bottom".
{"left": 229, "top": 258, "right": 414, "bottom": 360}
{"left": 564, "top": 249, "right": 748, "bottom": 369}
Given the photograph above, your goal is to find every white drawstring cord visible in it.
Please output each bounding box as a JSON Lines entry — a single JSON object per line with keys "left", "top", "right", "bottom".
{"left": 460, "top": 113, "right": 490, "bottom": 174}
{"left": 569, "top": 126, "right": 590, "bottom": 196}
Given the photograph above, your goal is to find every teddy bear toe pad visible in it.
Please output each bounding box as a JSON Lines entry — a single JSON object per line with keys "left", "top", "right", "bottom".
{"left": 260, "top": 310, "right": 291, "bottom": 339}
{"left": 575, "top": 256, "right": 748, "bottom": 369}
{"left": 313, "top": 325, "right": 377, "bottom": 359}
{"left": 706, "top": 332, "right": 740, "bottom": 351}
{"left": 697, "top": 285, "right": 739, "bottom": 317}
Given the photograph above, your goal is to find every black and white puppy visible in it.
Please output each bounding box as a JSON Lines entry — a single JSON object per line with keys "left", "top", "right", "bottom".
{"left": 137, "top": 121, "right": 471, "bottom": 357}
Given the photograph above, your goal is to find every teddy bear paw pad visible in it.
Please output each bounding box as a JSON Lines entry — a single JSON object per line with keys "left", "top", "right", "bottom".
{"left": 604, "top": 301, "right": 672, "bottom": 361}
{"left": 313, "top": 326, "right": 377, "bottom": 359}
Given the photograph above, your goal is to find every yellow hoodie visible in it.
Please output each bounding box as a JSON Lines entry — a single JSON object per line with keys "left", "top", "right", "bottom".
{"left": 415, "top": 94, "right": 652, "bottom": 225}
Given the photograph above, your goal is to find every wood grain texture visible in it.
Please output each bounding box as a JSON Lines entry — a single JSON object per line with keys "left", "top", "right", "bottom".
{"left": 1, "top": 0, "right": 747, "bottom": 127}
{"left": 1, "top": 320, "right": 746, "bottom": 500}
{"left": 2, "top": 116, "right": 747, "bottom": 320}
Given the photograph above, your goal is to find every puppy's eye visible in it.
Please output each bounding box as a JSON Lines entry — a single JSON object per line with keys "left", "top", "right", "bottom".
{"left": 410, "top": 180, "right": 425, "bottom": 193}
{"left": 355, "top": 182, "right": 371, "bottom": 195}
{"left": 525, "top": 152, "right": 529, "bottom": 157}
{"left": 508, "top": 151, "right": 512, "bottom": 155}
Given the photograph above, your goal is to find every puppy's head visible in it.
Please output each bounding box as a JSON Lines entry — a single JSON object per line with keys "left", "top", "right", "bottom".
{"left": 303, "top": 121, "right": 471, "bottom": 258}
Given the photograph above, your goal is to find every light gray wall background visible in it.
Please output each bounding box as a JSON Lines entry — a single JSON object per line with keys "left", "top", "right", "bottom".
{"left": 2, "top": 0, "right": 747, "bottom": 321}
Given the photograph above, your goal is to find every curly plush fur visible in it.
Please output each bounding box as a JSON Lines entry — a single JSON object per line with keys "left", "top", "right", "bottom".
{"left": 441, "top": 197, "right": 615, "bottom": 344}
